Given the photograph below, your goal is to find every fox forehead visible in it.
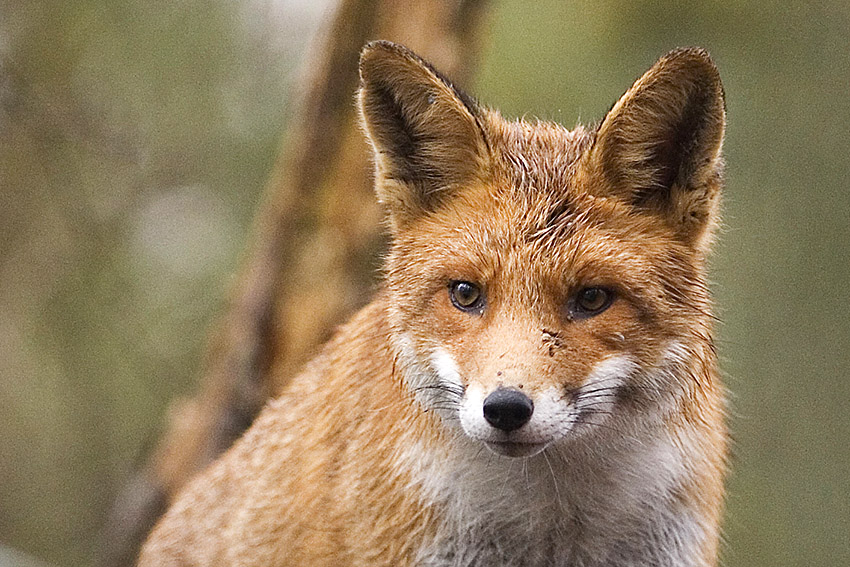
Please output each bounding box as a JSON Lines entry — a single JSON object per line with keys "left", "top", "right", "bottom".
{"left": 391, "top": 118, "right": 685, "bottom": 286}
{"left": 383, "top": 122, "right": 712, "bottom": 361}
{"left": 488, "top": 116, "right": 594, "bottom": 194}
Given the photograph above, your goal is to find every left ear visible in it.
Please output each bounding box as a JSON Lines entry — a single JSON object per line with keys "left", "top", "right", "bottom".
{"left": 586, "top": 47, "right": 726, "bottom": 250}
{"left": 358, "top": 41, "right": 490, "bottom": 234}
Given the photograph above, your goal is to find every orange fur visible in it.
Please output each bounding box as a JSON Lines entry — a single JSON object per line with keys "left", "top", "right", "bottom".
{"left": 139, "top": 41, "right": 727, "bottom": 566}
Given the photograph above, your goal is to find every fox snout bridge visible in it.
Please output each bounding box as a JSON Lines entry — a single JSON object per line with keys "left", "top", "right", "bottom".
{"left": 482, "top": 388, "right": 534, "bottom": 432}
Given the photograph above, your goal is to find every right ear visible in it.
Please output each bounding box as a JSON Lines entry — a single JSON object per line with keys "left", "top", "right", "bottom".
{"left": 358, "top": 41, "right": 490, "bottom": 232}
{"left": 584, "top": 48, "right": 726, "bottom": 250}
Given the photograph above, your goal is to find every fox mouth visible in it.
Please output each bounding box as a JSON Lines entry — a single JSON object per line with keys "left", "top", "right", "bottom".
{"left": 484, "top": 440, "right": 548, "bottom": 458}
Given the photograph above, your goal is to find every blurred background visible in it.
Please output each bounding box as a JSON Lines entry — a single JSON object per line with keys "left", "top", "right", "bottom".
{"left": 1, "top": 1, "right": 848, "bottom": 566}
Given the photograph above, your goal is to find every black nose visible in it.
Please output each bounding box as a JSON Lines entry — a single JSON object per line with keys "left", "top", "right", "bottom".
{"left": 482, "top": 388, "right": 534, "bottom": 432}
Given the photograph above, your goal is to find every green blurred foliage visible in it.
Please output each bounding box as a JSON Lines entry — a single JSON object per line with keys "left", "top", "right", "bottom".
{"left": 1, "top": 1, "right": 847, "bottom": 566}
{"left": 0, "top": 1, "right": 324, "bottom": 564}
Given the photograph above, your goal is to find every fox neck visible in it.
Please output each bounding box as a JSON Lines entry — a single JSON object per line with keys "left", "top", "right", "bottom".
{"left": 394, "top": 418, "right": 704, "bottom": 567}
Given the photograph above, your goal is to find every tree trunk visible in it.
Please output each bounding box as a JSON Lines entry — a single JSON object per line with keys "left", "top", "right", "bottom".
{"left": 100, "top": 1, "right": 491, "bottom": 565}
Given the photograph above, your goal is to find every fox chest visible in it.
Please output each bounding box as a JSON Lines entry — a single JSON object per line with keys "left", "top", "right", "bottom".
{"left": 400, "top": 444, "right": 585, "bottom": 567}
{"left": 410, "top": 486, "right": 690, "bottom": 567}
{"left": 398, "top": 441, "right": 699, "bottom": 567}
{"left": 415, "top": 518, "right": 579, "bottom": 567}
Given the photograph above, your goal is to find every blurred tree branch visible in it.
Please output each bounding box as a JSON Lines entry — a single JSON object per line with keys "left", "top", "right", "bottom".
{"left": 100, "top": 1, "right": 491, "bottom": 565}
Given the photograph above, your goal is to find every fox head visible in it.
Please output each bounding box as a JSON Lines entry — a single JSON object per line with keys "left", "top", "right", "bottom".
{"left": 358, "top": 41, "right": 725, "bottom": 458}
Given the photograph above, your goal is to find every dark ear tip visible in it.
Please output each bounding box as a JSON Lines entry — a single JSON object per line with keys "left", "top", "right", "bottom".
{"left": 361, "top": 40, "right": 403, "bottom": 60}
{"left": 659, "top": 47, "right": 722, "bottom": 83}
{"left": 661, "top": 47, "right": 715, "bottom": 66}
{"left": 663, "top": 46, "right": 714, "bottom": 61}
{"left": 359, "top": 40, "right": 413, "bottom": 78}
{"left": 657, "top": 47, "right": 725, "bottom": 110}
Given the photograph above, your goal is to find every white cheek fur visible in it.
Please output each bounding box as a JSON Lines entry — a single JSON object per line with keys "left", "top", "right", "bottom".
{"left": 391, "top": 331, "right": 438, "bottom": 398}
{"left": 429, "top": 348, "right": 464, "bottom": 390}
{"left": 572, "top": 353, "right": 638, "bottom": 425}
{"left": 392, "top": 336, "right": 468, "bottom": 414}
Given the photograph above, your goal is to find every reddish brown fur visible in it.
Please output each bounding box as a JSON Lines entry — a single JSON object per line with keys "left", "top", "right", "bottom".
{"left": 140, "top": 42, "right": 727, "bottom": 567}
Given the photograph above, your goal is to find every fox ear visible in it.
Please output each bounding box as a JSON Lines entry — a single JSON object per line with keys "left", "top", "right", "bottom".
{"left": 358, "top": 41, "right": 489, "bottom": 232}
{"left": 588, "top": 48, "right": 726, "bottom": 250}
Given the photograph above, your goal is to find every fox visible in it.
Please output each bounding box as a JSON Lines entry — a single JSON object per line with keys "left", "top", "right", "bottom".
{"left": 138, "top": 40, "right": 727, "bottom": 567}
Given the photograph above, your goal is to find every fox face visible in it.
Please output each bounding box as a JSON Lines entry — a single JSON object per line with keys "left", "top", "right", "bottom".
{"left": 360, "top": 42, "right": 724, "bottom": 460}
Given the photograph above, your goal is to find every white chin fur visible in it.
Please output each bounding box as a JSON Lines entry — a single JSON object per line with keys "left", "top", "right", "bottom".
{"left": 483, "top": 440, "right": 547, "bottom": 458}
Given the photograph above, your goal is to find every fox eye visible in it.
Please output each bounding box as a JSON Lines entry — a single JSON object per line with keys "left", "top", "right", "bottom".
{"left": 571, "top": 287, "right": 614, "bottom": 318}
{"left": 449, "top": 281, "right": 484, "bottom": 312}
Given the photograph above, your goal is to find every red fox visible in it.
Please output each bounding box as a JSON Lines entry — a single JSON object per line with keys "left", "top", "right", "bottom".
{"left": 139, "top": 41, "right": 727, "bottom": 566}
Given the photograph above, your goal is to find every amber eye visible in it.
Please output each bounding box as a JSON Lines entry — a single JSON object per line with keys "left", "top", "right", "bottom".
{"left": 449, "top": 281, "right": 484, "bottom": 312}
{"left": 571, "top": 287, "right": 614, "bottom": 318}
